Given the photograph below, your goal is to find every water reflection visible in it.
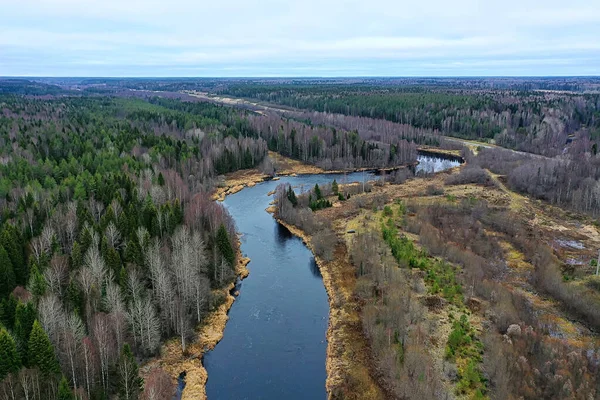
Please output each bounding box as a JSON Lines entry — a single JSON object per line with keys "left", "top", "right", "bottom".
{"left": 415, "top": 155, "right": 461, "bottom": 174}
{"left": 275, "top": 222, "right": 293, "bottom": 247}
{"left": 309, "top": 258, "right": 322, "bottom": 278}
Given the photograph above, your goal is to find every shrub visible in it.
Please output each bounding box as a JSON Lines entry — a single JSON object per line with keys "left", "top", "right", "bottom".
{"left": 426, "top": 185, "right": 444, "bottom": 196}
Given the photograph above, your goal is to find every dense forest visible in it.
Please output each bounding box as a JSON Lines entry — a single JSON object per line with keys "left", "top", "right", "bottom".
{"left": 218, "top": 84, "right": 600, "bottom": 156}
{"left": 0, "top": 93, "right": 266, "bottom": 399}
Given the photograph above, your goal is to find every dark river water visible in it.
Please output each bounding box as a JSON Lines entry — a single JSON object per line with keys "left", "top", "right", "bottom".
{"left": 194, "top": 154, "right": 460, "bottom": 400}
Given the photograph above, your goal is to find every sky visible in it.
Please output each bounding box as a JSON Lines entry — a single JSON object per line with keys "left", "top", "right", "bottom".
{"left": 1, "top": 0, "right": 600, "bottom": 77}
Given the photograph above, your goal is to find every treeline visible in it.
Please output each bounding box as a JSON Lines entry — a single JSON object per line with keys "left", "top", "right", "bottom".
{"left": 247, "top": 113, "right": 418, "bottom": 170}
{"left": 219, "top": 83, "right": 600, "bottom": 156}
{"left": 0, "top": 94, "right": 261, "bottom": 399}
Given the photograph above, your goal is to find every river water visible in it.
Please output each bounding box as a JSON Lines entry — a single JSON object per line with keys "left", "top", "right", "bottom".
{"left": 197, "top": 154, "right": 460, "bottom": 400}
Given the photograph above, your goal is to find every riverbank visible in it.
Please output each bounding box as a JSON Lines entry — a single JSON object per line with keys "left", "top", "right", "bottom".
{"left": 140, "top": 246, "right": 250, "bottom": 400}
{"left": 274, "top": 218, "right": 386, "bottom": 400}
{"left": 213, "top": 151, "right": 418, "bottom": 202}
{"left": 417, "top": 146, "right": 464, "bottom": 160}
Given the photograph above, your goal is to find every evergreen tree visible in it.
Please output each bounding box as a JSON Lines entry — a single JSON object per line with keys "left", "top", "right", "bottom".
{"left": 14, "top": 301, "right": 36, "bottom": 364}
{"left": 216, "top": 224, "right": 235, "bottom": 267}
{"left": 124, "top": 234, "right": 143, "bottom": 267}
{"left": 117, "top": 343, "right": 142, "bottom": 400}
{"left": 65, "top": 281, "right": 83, "bottom": 318}
{"left": 0, "top": 246, "right": 16, "bottom": 299}
{"left": 27, "top": 264, "right": 47, "bottom": 300}
{"left": 157, "top": 172, "right": 165, "bottom": 186}
{"left": 28, "top": 320, "right": 60, "bottom": 375}
{"left": 142, "top": 195, "right": 156, "bottom": 232}
{"left": 286, "top": 186, "right": 298, "bottom": 206}
{"left": 105, "top": 246, "right": 122, "bottom": 278}
{"left": 314, "top": 184, "right": 323, "bottom": 200}
{"left": 1, "top": 226, "right": 26, "bottom": 285}
{"left": 70, "top": 241, "right": 83, "bottom": 270}
{"left": 0, "top": 295, "right": 17, "bottom": 330}
{"left": 331, "top": 179, "right": 339, "bottom": 195}
{"left": 0, "top": 327, "right": 20, "bottom": 379}
{"left": 57, "top": 375, "right": 75, "bottom": 400}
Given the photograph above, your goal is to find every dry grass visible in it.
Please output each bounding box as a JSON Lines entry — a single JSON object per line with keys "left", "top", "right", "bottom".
{"left": 314, "top": 164, "right": 600, "bottom": 397}
{"left": 140, "top": 248, "right": 250, "bottom": 400}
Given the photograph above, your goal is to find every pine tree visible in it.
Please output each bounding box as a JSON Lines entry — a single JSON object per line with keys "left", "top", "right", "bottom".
{"left": 57, "top": 375, "right": 75, "bottom": 400}
{"left": 117, "top": 344, "right": 142, "bottom": 400}
{"left": 216, "top": 224, "right": 235, "bottom": 267}
{"left": 157, "top": 172, "right": 165, "bottom": 186}
{"left": 0, "top": 246, "right": 16, "bottom": 299}
{"left": 28, "top": 320, "right": 60, "bottom": 375}
{"left": 0, "top": 327, "right": 20, "bottom": 379}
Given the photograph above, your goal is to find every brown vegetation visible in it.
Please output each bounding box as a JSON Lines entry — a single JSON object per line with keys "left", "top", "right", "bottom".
{"left": 300, "top": 163, "right": 600, "bottom": 400}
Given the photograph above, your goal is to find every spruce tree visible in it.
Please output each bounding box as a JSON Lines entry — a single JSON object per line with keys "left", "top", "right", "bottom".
{"left": 331, "top": 179, "right": 339, "bottom": 195}
{"left": 124, "top": 234, "right": 143, "bottom": 267}
{"left": 57, "top": 375, "right": 75, "bottom": 400}
{"left": 286, "top": 186, "right": 298, "bottom": 206}
{"left": 314, "top": 184, "right": 323, "bottom": 200}
{"left": 0, "top": 327, "right": 20, "bottom": 379}
{"left": 117, "top": 343, "right": 142, "bottom": 400}
{"left": 105, "top": 247, "right": 122, "bottom": 278}
{"left": 27, "top": 264, "right": 47, "bottom": 300}
{"left": 0, "top": 295, "right": 17, "bottom": 329}
{"left": 216, "top": 224, "right": 235, "bottom": 267}
{"left": 14, "top": 301, "right": 36, "bottom": 364}
{"left": 28, "top": 320, "right": 60, "bottom": 375}
{"left": 70, "top": 241, "right": 83, "bottom": 270}
{"left": 1, "top": 226, "right": 26, "bottom": 285}
{"left": 0, "top": 246, "right": 16, "bottom": 299}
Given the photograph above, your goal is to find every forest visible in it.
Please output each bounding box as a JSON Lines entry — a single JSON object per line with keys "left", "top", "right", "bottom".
{"left": 216, "top": 82, "right": 600, "bottom": 156}
{"left": 0, "top": 92, "right": 267, "bottom": 399}
{"left": 2, "top": 77, "right": 600, "bottom": 400}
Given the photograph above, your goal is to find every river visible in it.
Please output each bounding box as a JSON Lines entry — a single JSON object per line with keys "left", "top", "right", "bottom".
{"left": 189, "top": 154, "right": 460, "bottom": 399}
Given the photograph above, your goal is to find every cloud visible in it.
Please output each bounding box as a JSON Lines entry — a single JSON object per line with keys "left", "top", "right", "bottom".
{"left": 0, "top": 0, "right": 599, "bottom": 76}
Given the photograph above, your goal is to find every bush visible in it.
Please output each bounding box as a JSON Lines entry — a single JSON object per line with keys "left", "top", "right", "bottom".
{"left": 445, "top": 166, "right": 494, "bottom": 186}
{"left": 383, "top": 206, "right": 393, "bottom": 217}
{"left": 426, "top": 185, "right": 444, "bottom": 196}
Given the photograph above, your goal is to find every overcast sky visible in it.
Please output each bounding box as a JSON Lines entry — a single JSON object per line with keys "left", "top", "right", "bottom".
{"left": 1, "top": 0, "right": 599, "bottom": 77}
